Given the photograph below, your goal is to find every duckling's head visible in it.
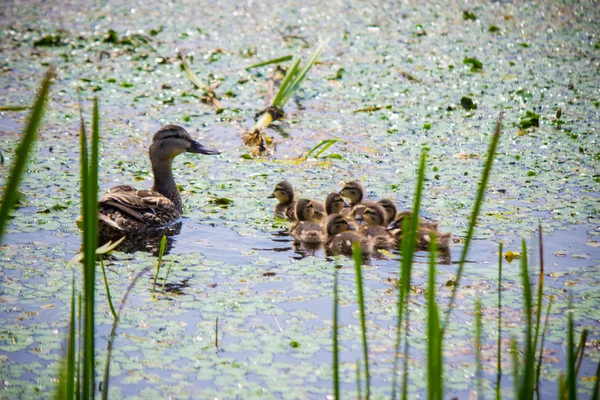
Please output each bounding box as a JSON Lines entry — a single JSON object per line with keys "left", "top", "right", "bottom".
{"left": 339, "top": 181, "right": 364, "bottom": 205}
{"left": 295, "top": 198, "right": 315, "bottom": 221}
{"left": 268, "top": 181, "right": 294, "bottom": 203}
{"left": 325, "top": 193, "right": 348, "bottom": 215}
{"left": 387, "top": 210, "right": 413, "bottom": 231}
{"left": 149, "top": 125, "right": 220, "bottom": 163}
{"left": 363, "top": 204, "right": 387, "bottom": 226}
{"left": 325, "top": 214, "right": 355, "bottom": 236}
{"left": 377, "top": 199, "right": 397, "bottom": 224}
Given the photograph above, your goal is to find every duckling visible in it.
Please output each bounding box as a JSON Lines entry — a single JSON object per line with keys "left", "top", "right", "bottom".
{"left": 387, "top": 210, "right": 440, "bottom": 232}
{"left": 290, "top": 199, "right": 325, "bottom": 243}
{"left": 339, "top": 181, "right": 378, "bottom": 220}
{"left": 268, "top": 181, "right": 325, "bottom": 220}
{"left": 377, "top": 199, "right": 397, "bottom": 225}
{"left": 94, "top": 125, "right": 220, "bottom": 238}
{"left": 325, "top": 192, "right": 348, "bottom": 215}
{"left": 360, "top": 204, "right": 396, "bottom": 249}
{"left": 325, "top": 214, "right": 372, "bottom": 256}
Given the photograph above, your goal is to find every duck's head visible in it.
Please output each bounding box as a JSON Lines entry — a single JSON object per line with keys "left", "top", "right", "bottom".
{"left": 377, "top": 199, "right": 397, "bottom": 224}
{"left": 339, "top": 181, "right": 364, "bottom": 205}
{"left": 325, "top": 193, "right": 349, "bottom": 215}
{"left": 149, "top": 125, "right": 220, "bottom": 163}
{"left": 363, "top": 204, "right": 387, "bottom": 226}
{"left": 295, "top": 198, "right": 315, "bottom": 221}
{"left": 268, "top": 181, "right": 294, "bottom": 203}
{"left": 386, "top": 210, "right": 413, "bottom": 231}
{"left": 325, "top": 214, "right": 355, "bottom": 236}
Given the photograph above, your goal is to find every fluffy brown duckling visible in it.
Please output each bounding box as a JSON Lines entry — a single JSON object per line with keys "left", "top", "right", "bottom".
{"left": 325, "top": 214, "right": 372, "bottom": 256}
{"left": 325, "top": 193, "right": 348, "bottom": 215}
{"left": 268, "top": 181, "right": 325, "bottom": 220}
{"left": 290, "top": 199, "right": 325, "bottom": 243}
{"left": 339, "top": 180, "right": 378, "bottom": 220}
{"left": 93, "top": 125, "right": 220, "bottom": 238}
{"left": 377, "top": 199, "right": 397, "bottom": 225}
{"left": 387, "top": 212, "right": 451, "bottom": 251}
{"left": 360, "top": 204, "right": 396, "bottom": 249}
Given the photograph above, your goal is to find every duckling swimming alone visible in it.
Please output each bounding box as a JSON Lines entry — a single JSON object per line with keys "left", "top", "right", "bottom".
{"left": 95, "top": 125, "right": 220, "bottom": 237}
{"left": 290, "top": 199, "right": 325, "bottom": 243}
{"left": 325, "top": 214, "right": 372, "bottom": 256}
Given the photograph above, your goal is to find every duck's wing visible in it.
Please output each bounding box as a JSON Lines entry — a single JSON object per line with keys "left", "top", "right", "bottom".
{"left": 99, "top": 188, "right": 179, "bottom": 227}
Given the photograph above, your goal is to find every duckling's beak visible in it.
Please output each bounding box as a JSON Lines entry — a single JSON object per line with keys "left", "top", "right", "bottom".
{"left": 188, "top": 140, "right": 221, "bottom": 155}
{"left": 354, "top": 214, "right": 364, "bottom": 221}
{"left": 347, "top": 224, "right": 357, "bottom": 231}
{"left": 267, "top": 193, "right": 275, "bottom": 199}
{"left": 343, "top": 201, "right": 350, "bottom": 208}
{"left": 386, "top": 221, "right": 399, "bottom": 231}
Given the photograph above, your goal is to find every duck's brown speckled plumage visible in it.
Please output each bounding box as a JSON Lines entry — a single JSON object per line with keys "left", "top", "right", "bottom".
{"left": 360, "top": 204, "right": 395, "bottom": 249}
{"left": 95, "top": 125, "right": 219, "bottom": 238}
{"left": 269, "top": 181, "right": 325, "bottom": 221}
{"left": 339, "top": 180, "right": 378, "bottom": 220}
{"left": 290, "top": 199, "right": 324, "bottom": 243}
{"left": 325, "top": 214, "right": 372, "bottom": 256}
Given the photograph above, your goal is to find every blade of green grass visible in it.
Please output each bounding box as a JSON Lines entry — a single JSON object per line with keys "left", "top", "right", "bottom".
{"left": 246, "top": 55, "right": 293, "bottom": 70}
{"left": 497, "top": 243, "right": 503, "bottom": 400}
{"left": 575, "top": 329, "right": 588, "bottom": 376}
{"left": 442, "top": 113, "right": 503, "bottom": 338}
{"left": 215, "top": 317, "right": 219, "bottom": 351}
{"left": 179, "top": 54, "right": 204, "bottom": 89}
{"left": 332, "top": 268, "right": 340, "bottom": 400}
{"left": 305, "top": 139, "right": 340, "bottom": 159}
{"left": 353, "top": 243, "right": 370, "bottom": 399}
{"left": 270, "top": 59, "right": 300, "bottom": 108}
{"left": 99, "top": 258, "right": 117, "bottom": 320}
{"left": 66, "top": 273, "right": 76, "bottom": 400}
{"left": 0, "top": 68, "right": 53, "bottom": 242}
{"left": 152, "top": 235, "right": 167, "bottom": 300}
{"left": 426, "top": 236, "right": 442, "bottom": 400}
{"left": 532, "top": 225, "right": 545, "bottom": 390}
{"left": 278, "top": 38, "right": 329, "bottom": 106}
{"left": 566, "top": 297, "right": 576, "bottom": 400}
{"left": 510, "top": 338, "right": 520, "bottom": 399}
{"left": 519, "top": 239, "right": 534, "bottom": 399}
{"left": 535, "top": 295, "right": 553, "bottom": 397}
{"left": 101, "top": 265, "right": 151, "bottom": 400}
{"left": 161, "top": 263, "right": 173, "bottom": 294}
{"left": 475, "top": 297, "right": 483, "bottom": 400}
{"left": 391, "top": 149, "right": 427, "bottom": 399}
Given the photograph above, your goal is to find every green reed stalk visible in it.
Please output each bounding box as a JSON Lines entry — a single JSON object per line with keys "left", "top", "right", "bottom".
{"left": 215, "top": 317, "right": 219, "bottom": 351}
{"left": 66, "top": 274, "right": 76, "bottom": 399}
{"left": 353, "top": 243, "right": 370, "bottom": 399}
{"left": 442, "top": 114, "right": 503, "bottom": 337}
{"left": 535, "top": 295, "right": 553, "bottom": 398}
{"left": 161, "top": 263, "right": 173, "bottom": 293}
{"left": 152, "top": 235, "right": 167, "bottom": 299}
{"left": 78, "top": 94, "right": 99, "bottom": 399}
{"left": 510, "top": 338, "right": 520, "bottom": 399}
{"left": 99, "top": 258, "right": 117, "bottom": 320}
{"left": 0, "top": 68, "right": 53, "bottom": 242}
{"left": 332, "top": 268, "right": 340, "bottom": 400}
{"left": 76, "top": 293, "right": 82, "bottom": 398}
{"left": 532, "top": 225, "right": 545, "bottom": 387}
{"left": 475, "top": 298, "right": 483, "bottom": 399}
{"left": 426, "top": 237, "right": 442, "bottom": 400}
{"left": 102, "top": 266, "right": 150, "bottom": 400}
{"left": 519, "top": 239, "right": 534, "bottom": 399}
{"left": 566, "top": 297, "right": 576, "bottom": 400}
{"left": 391, "top": 149, "right": 427, "bottom": 399}
{"left": 496, "top": 243, "right": 503, "bottom": 400}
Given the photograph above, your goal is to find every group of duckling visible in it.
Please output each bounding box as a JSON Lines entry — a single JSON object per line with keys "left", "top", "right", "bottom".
{"left": 269, "top": 180, "right": 452, "bottom": 257}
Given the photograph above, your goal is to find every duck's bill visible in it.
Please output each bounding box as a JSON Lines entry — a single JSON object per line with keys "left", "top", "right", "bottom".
{"left": 267, "top": 193, "right": 275, "bottom": 199}
{"left": 188, "top": 140, "right": 221, "bottom": 155}
{"left": 386, "top": 222, "right": 399, "bottom": 231}
{"left": 347, "top": 224, "right": 357, "bottom": 231}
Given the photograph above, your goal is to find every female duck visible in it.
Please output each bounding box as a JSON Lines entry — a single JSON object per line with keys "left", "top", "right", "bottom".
{"left": 95, "top": 125, "right": 220, "bottom": 237}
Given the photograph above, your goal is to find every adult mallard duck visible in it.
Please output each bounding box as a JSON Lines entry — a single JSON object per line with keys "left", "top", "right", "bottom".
{"left": 269, "top": 181, "right": 325, "bottom": 221}
{"left": 93, "top": 125, "right": 220, "bottom": 237}
{"left": 290, "top": 199, "right": 325, "bottom": 243}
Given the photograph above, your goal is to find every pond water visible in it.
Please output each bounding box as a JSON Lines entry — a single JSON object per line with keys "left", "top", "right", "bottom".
{"left": 1, "top": 0, "right": 599, "bottom": 398}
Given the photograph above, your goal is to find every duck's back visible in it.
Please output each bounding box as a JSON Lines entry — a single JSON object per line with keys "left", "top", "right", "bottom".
{"left": 291, "top": 221, "right": 324, "bottom": 243}
{"left": 97, "top": 185, "right": 180, "bottom": 237}
{"left": 360, "top": 225, "right": 395, "bottom": 249}
{"left": 326, "top": 231, "right": 372, "bottom": 255}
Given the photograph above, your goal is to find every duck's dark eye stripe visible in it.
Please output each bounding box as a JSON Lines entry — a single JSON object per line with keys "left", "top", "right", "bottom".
{"left": 161, "top": 134, "right": 183, "bottom": 140}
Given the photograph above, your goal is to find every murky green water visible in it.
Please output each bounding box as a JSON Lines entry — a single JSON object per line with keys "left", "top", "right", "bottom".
{"left": 1, "top": 0, "right": 599, "bottom": 398}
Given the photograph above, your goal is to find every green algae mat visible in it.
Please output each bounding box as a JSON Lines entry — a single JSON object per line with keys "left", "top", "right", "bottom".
{"left": 1, "top": 0, "right": 599, "bottom": 398}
